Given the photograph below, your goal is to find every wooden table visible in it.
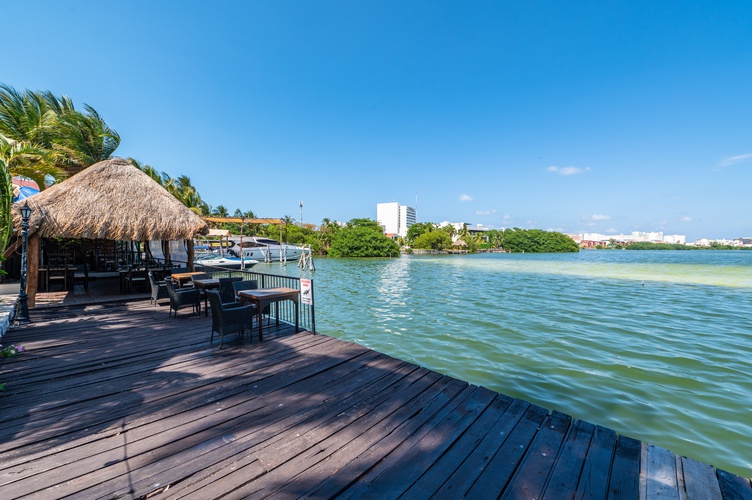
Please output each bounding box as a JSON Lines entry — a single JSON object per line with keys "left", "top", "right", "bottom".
{"left": 171, "top": 272, "right": 206, "bottom": 288}
{"left": 238, "top": 287, "right": 300, "bottom": 342}
{"left": 192, "top": 278, "right": 219, "bottom": 316}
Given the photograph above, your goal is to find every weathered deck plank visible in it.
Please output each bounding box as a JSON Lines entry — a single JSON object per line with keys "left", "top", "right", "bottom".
{"left": 575, "top": 424, "right": 619, "bottom": 498}
{"left": 542, "top": 419, "right": 596, "bottom": 499}
{"left": 501, "top": 410, "right": 572, "bottom": 499}
{"left": 0, "top": 300, "right": 749, "bottom": 499}
{"left": 425, "top": 397, "right": 532, "bottom": 498}
{"left": 682, "top": 456, "right": 723, "bottom": 500}
{"left": 608, "top": 435, "right": 642, "bottom": 498}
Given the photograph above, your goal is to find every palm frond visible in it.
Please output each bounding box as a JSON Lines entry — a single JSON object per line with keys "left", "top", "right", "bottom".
{"left": 0, "top": 158, "right": 13, "bottom": 252}
{"left": 0, "top": 136, "right": 65, "bottom": 188}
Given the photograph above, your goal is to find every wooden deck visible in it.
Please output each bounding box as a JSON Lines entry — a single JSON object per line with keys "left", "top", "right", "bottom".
{"left": 1, "top": 301, "right": 750, "bottom": 499}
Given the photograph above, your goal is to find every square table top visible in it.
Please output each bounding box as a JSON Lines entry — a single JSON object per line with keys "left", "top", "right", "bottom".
{"left": 192, "top": 278, "right": 220, "bottom": 287}
{"left": 237, "top": 287, "right": 299, "bottom": 299}
{"left": 171, "top": 272, "right": 206, "bottom": 280}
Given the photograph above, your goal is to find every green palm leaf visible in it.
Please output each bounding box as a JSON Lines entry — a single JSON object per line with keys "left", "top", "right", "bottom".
{"left": 0, "top": 158, "right": 13, "bottom": 254}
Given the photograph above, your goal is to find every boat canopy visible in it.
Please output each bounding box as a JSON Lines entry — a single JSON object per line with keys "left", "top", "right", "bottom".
{"left": 207, "top": 228, "right": 231, "bottom": 237}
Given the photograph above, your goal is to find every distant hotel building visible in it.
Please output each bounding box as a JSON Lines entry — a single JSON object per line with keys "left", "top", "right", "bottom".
{"left": 377, "top": 202, "right": 416, "bottom": 238}
{"left": 580, "top": 231, "right": 686, "bottom": 246}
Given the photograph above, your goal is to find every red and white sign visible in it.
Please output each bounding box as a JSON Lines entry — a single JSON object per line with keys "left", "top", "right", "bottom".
{"left": 300, "top": 279, "right": 313, "bottom": 305}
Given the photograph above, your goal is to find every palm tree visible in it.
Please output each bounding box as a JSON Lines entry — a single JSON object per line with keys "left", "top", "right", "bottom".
{"left": 281, "top": 215, "right": 296, "bottom": 243}
{"left": 0, "top": 85, "right": 65, "bottom": 187}
{"left": 487, "top": 229, "right": 504, "bottom": 249}
{"left": 318, "top": 218, "right": 340, "bottom": 250}
{"left": 0, "top": 84, "right": 55, "bottom": 144}
{"left": 0, "top": 84, "right": 119, "bottom": 183}
{"left": 212, "top": 205, "right": 229, "bottom": 218}
{"left": 50, "top": 104, "right": 120, "bottom": 176}
{"left": 459, "top": 223, "right": 470, "bottom": 242}
{"left": 129, "top": 159, "right": 210, "bottom": 215}
{"left": 169, "top": 175, "right": 208, "bottom": 214}
{"left": 0, "top": 136, "right": 63, "bottom": 190}
{"left": 127, "top": 158, "right": 163, "bottom": 185}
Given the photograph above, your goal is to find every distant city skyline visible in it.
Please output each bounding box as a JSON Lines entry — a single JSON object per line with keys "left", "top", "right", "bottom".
{"left": 4, "top": 2, "right": 751, "bottom": 242}
{"left": 375, "top": 200, "right": 746, "bottom": 243}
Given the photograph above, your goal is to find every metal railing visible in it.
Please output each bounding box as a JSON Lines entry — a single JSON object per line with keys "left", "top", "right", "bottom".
{"left": 205, "top": 266, "right": 315, "bottom": 334}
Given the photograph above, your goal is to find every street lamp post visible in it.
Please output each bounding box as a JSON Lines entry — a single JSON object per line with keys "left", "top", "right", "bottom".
{"left": 17, "top": 201, "right": 31, "bottom": 324}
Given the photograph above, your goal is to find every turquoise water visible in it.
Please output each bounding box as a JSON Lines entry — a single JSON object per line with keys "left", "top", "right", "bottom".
{"left": 255, "top": 250, "right": 752, "bottom": 478}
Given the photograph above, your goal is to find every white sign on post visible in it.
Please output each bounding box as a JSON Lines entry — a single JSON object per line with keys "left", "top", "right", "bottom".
{"left": 300, "top": 278, "right": 313, "bottom": 305}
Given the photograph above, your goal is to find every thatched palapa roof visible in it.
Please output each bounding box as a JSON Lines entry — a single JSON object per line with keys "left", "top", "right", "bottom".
{"left": 11, "top": 158, "right": 208, "bottom": 241}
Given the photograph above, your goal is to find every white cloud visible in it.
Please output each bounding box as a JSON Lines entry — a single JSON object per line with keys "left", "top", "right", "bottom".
{"left": 591, "top": 214, "right": 611, "bottom": 221}
{"left": 680, "top": 216, "right": 692, "bottom": 222}
{"left": 475, "top": 209, "right": 497, "bottom": 216}
{"left": 716, "top": 153, "right": 752, "bottom": 168}
{"left": 459, "top": 194, "right": 473, "bottom": 201}
{"left": 547, "top": 165, "right": 591, "bottom": 176}
{"left": 606, "top": 227, "right": 618, "bottom": 233}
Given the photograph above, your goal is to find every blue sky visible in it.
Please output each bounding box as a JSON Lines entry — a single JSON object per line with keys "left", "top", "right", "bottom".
{"left": 4, "top": 1, "right": 751, "bottom": 240}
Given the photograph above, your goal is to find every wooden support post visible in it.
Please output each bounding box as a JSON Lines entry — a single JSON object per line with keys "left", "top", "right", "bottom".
{"left": 187, "top": 239, "right": 195, "bottom": 271}
{"left": 27, "top": 233, "right": 40, "bottom": 309}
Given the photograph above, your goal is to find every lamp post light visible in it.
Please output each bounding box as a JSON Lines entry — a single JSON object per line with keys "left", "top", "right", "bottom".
{"left": 17, "top": 201, "right": 31, "bottom": 324}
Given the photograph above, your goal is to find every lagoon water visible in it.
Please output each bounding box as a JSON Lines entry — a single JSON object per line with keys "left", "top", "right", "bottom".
{"left": 255, "top": 250, "right": 752, "bottom": 478}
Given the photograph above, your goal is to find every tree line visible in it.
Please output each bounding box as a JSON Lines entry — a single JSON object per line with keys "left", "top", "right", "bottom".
{"left": 403, "top": 223, "right": 579, "bottom": 253}
{"left": 203, "top": 220, "right": 579, "bottom": 256}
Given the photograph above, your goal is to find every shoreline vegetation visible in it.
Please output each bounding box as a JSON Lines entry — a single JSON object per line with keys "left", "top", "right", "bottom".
{"left": 600, "top": 241, "right": 752, "bottom": 251}
{"left": 403, "top": 224, "right": 579, "bottom": 255}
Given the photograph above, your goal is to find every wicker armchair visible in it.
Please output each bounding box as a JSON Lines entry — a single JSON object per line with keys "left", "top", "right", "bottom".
{"left": 164, "top": 279, "right": 201, "bottom": 317}
{"left": 218, "top": 276, "right": 243, "bottom": 303}
{"left": 232, "top": 280, "right": 270, "bottom": 325}
{"left": 206, "top": 289, "right": 256, "bottom": 347}
{"left": 148, "top": 272, "right": 169, "bottom": 306}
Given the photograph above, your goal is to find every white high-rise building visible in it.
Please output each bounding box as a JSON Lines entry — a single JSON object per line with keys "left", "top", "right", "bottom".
{"left": 377, "top": 202, "right": 416, "bottom": 238}
{"left": 664, "top": 234, "right": 686, "bottom": 244}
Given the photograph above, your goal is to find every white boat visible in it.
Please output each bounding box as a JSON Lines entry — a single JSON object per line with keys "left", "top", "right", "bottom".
{"left": 194, "top": 253, "right": 259, "bottom": 270}
{"left": 230, "top": 237, "right": 308, "bottom": 262}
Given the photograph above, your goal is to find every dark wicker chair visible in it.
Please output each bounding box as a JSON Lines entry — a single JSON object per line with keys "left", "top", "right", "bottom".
{"left": 231, "top": 279, "right": 259, "bottom": 297}
{"left": 206, "top": 289, "right": 256, "bottom": 347}
{"left": 73, "top": 263, "right": 89, "bottom": 290}
{"left": 232, "top": 280, "right": 270, "bottom": 324}
{"left": 218, "top": 276, "right": 243, "bottom": 303}
{"left": 148, "top": 272, "right": 169, "bottom": 306}
{"left": 126, "top": 268, "right": 148, "bottom": 293}
{"left": 164, "top": 279, "right": 201, "bottom": 317}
